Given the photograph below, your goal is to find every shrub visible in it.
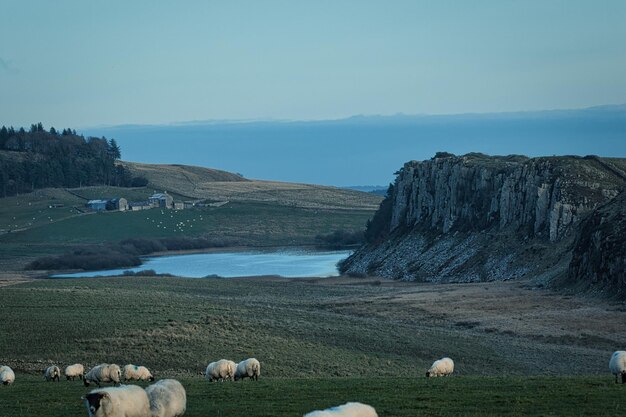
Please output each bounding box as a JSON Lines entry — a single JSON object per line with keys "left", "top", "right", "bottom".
{"left": 27, "top": 236, "right": 243, "bottom": 272}
{"left": 27, "top": 246, "right": 141, "bottom": 271}
{"left": 130, "top": 176, "right": 149, "bottom": 187}
{"left": 315, "top": 229, "right": 364, "bottom": 248}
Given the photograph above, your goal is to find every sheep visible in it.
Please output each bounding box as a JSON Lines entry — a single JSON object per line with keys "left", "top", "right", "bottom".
{"left": 44, "top": 365, "right": 61, "bottom": 382}
{"left": 426, "top": 357, "right": 454, "bottom": 378}
{"left": 124, "top": 365, "right": 155, "bottom": 382}
{"left": 65, "top": 363, "right": 85, "bottom": 381}
{"left": 609, "top": 351, "right": 626, "bottom": 384}
{"left": 303, "top": 402, "right": 378, "bottom": 417}
{"left": 0, "top": 365, "right": 15, "bottom": 386}
{"left": 234, "top": 358, "right": 261, "bottom": 381}
{"left": 82, "top": 384, "right": 150, "bottom": 417}
{"left": 85, "top": 364, "right": 123, "bottom": 387}
{"left": 204, "top": 359, "right": 236, "bottom": 382}
{"left": 145, "top": 379, "right": 186, "bottom": 417}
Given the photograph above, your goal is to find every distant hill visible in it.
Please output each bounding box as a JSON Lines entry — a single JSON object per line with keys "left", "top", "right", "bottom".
{"left": 121, "top": 161, "right": 382, "bottom": 210}
{"left": 122, "top": 161, "right": 247, "bottom": 186}
{"left": 344, "top": 185, "right": 388, "bottom": 194}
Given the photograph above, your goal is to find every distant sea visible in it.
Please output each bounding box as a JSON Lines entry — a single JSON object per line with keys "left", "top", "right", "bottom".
{"left": 82, "top": 105, "right": 626, "bottom": 187}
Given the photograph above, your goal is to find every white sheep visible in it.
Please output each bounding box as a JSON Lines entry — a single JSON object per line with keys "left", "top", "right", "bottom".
{"left": 234, "top": 358, "right": 261, "bottom": 381}
{"left": 83, "top": 384, "right": 150, "bottom": 417}
{"left": 145, "top": 379, "right": 187, "bottom": 417}
{"left": 426, "top": 357, "right": 454, "bottom": 378}
{"left": 303, "top": 402, "right": 378, "bottom": 417}
{"left": 44, "top": 365, "right": 61, "bottom": 382}
{"left": 65, "top": 363, "right": 85, "bottom": 381}
{"left": 609, "top": 351, "right": 626, "bottom": 384}
{"left": 124, "top": 365, "right": 155, "bottom": 382}
{"left": 205, "top": 359, "right": 236, "bottom": 382}
{"left": 84, "top": 364, "right": 123, "bottom": 387}
{"left": 0, "top": 365, "right": 15, "bottom": 386}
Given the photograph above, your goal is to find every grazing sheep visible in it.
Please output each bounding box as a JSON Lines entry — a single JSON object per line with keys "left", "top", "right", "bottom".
{"left": 85, "top": 364, "right": 123, "bottom": 387}
{"left": 44, "top": 365, "right": 61, "bottom": 382}
{"left": 426, "top": 357, "right": 454, "bottom": 378}
{"left": 0, "top": 365, "right": 15, "bottom": 386}
{"left": 124, "top": 365, "right": 155, "bottom": 382}
{"left": 65, "top": 363, "right": 85, "bottom": 381}
{"left": 145, "top": 379, "right": 186, "bottom": 417}
{"left": 234, "top": 358, "right": 261, "bottom": 381}
{"left": 83, "top": 384, "right": 150, "bottom": 417}
{"left": 303, "top": 402, "right": 378, "bottom": 417}
{"left": 609, "top": 351, "right": 626, "bottom": 384}
{"left": 204, "top": 359, "right": 236, "bottom": 382}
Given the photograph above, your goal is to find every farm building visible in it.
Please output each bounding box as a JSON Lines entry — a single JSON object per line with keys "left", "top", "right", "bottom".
{"left": 129, "top": 201, "right": 152, "bottom": 211}
{"left": 87, "top": 198, "right": 128, "bottom": 212}
{"left": 149, "top": 192, "right": 174, "bottom": 209}
{"left": 107, "top": 198, "right": 128, "bottom": 211}
{"left": 86, "top": 199, "right": 108, "bottom": 211}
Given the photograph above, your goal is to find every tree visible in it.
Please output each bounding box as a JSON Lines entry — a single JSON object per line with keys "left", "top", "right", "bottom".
{"left": 108, "top": 138, "right": 121, "bottom": 160}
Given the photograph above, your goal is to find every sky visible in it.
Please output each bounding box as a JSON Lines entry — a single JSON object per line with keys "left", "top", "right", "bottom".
{"left": 2, "top": 1, "right": 626, "bottom": 128}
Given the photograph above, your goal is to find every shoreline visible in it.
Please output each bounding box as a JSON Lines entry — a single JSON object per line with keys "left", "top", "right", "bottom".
{"left": 1, "top": 244, "right": 356, "bottom": 282}
{"left": 36, "top": 244, "right": 355, "bottom": 280}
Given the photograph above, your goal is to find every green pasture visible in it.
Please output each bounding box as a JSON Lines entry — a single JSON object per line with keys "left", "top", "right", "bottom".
{"left": 0, "top": 201, "right": 373, "bottom": 268}
{"left": 0, "top": 375, "right": 624, "bottom": 417}
{"left": 0, "top": 276, "right": 623, "bottom": 416}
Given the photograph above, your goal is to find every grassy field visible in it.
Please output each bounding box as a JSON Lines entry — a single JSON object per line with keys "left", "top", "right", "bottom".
{"left": 1, "top": 276, "right": 625, "bottom": 416}
{"left": 0, "top": 169, "right": 380, "bottom": 271}
{"left": 1, "top": 374, "right": 624, "bottom": 417}
{"left": 0, "top": 200, "right": 374, "bottom": 270}
{"left": 2, "top": 202, "right": 372, "bottom": 246}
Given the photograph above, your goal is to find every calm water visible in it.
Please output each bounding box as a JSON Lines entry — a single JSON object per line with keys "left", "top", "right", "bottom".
{"left": 51, "top": 250, "right": 352, "bottom": 279}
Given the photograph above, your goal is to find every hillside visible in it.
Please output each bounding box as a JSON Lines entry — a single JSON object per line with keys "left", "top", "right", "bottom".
{"left": 341, "top": 153, "right": 626, "bottom": 296}
{"left": 0, "top": 161, "right": 380, "bottom": 272}
{"left": 121, "top": 160, "right": 382, "bottom": 210}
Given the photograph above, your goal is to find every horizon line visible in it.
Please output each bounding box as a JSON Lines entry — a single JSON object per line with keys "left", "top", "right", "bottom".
{"left": 78, "top": 102, "right": 626, "bottom": 131}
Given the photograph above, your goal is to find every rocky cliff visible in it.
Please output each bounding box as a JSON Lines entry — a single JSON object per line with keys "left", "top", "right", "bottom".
{"left": 566, "top": 190, "right": 626, "bottom": 299}
{"left": 341, "top": 153, "right": 626, "bottom": 285}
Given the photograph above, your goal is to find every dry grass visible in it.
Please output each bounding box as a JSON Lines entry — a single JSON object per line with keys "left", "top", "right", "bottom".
{"left": 124, "top": 161, "right": 382, "bottom": 209}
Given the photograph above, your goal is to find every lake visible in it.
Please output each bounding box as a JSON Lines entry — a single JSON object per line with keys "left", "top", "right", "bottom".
{"left": 51, "top": 249, "right": 352, "bottom": 278}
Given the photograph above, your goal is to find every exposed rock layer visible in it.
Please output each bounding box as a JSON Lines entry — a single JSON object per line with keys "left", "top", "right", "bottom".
{"left": 567, "top": 190, "right": 626, "bottom": 299}
{"left": 342, "top": 154, "right": 626, "bottom": 286}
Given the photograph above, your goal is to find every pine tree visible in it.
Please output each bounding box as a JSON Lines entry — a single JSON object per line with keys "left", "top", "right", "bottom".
{"left": 108, "top": 138, "right": 121, "bottom": 160}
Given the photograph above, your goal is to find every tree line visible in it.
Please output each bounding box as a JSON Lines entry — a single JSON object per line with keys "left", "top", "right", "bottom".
{"left": 0, "top": 123, "right": 147, "bottom": 197}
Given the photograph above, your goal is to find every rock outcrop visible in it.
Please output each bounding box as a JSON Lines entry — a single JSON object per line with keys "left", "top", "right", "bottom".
{"left": 342, "top": 153, "right": 626, "bottom": 285}
{"left": 566, "top": 190, "right": 626, "bottom": 299}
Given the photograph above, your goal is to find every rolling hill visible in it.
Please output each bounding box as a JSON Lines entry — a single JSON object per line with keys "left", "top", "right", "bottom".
{"left": 121, "top": 160, "right": 382, "bottom": 210}
{"left": 0, "top": 161, "right": 381, "bottom": 273}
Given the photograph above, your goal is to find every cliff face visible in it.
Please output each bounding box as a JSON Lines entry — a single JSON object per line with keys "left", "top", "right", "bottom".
{"left": 566, "top": 190, "right": 626, "bottom": 299}
{"left": 342, "top": 153, "right": 626, "bottom": 284}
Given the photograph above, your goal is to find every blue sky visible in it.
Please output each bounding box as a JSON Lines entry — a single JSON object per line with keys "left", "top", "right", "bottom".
{"left": 2, "top": 1, "right": 626, "bottom": 127}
